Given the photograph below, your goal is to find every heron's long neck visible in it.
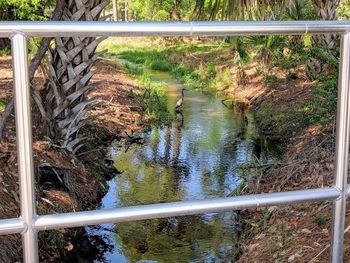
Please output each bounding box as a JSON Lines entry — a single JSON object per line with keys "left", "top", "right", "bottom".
{"left": 181, "top": 90, "right": 185, "bottom": 97}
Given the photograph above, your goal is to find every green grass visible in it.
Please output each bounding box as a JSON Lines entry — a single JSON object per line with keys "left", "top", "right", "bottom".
{"left": 108, "top": 49, "right": 173, "bottom": 125}
{"left": 99, "top": 38, "right": 233, "bottom": 92}
{"left": 39, "top": 230, "right": 65, "bottom": 252}
{"left": 118, "top": 49, "right": 172, "bottom": 72}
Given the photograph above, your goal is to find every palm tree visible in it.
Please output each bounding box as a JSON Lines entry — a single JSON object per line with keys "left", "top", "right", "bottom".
{"left": 306, "top": 0, "right": 340, "bottom": 80}
{"left": 230, "top": 37, "right": 250, "bottom": 80}
{"left": 42, "top": 0, "right": 108, "bottom": 153}
{"left": 192, "top": 0, "right": 294, "bottom": 21}
{"left": 244, "top": 35, "right": 286, "bottom": 66}
{"left": 191, "top": 0, "right": 340, "bottom": 80}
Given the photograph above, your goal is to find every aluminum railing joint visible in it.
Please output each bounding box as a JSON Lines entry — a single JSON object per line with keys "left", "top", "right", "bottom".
{"left": 332, "top": 186, "right": 345, "bottom": 200}
{"left": 10, "top": 30, "right": 26, "bottom": 39}
{"left": 19, "top": 218, "right": 28, "bottom": 235}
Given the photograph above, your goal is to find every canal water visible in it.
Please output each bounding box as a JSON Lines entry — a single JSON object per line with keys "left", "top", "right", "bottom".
{"left": 85, "top": 62, "right": 278, "bottom": 263}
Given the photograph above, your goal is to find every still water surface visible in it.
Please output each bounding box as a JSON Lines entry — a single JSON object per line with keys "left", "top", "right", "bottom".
{"left": 85, "top": 65, "right": 278, "bottom": 262}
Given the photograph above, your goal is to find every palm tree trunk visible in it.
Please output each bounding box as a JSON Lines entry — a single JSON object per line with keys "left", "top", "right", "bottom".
{"left": 306, "top": 0, "right": 340, "bottom": 80}
{"left": 42, "top": 0, "right": 108, "bottom": 153}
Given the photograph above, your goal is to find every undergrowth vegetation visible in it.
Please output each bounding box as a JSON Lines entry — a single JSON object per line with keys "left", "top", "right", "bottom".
{"left": 101, "top": 39, "right": 236, "bottom": 91}
{"left": 137, "top": 83, "right": 173, "bottom": 126}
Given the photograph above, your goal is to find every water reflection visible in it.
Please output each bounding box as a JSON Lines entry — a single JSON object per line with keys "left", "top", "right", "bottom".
{"left": 86, "top": 68, "right": 278, "bottom": 262}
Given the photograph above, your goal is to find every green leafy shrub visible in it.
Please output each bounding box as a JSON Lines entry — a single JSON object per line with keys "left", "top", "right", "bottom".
{"left": 244, "top": 35, "right": 286, "bottom": 65}
{"left": 152, "top": 10, "right": 169, "bottom": 21}
{"left": 139, "top": 83, "right": 173, "bottom": 125}
{"left": 0, "top": 0, "right": 48, "bottom": 21}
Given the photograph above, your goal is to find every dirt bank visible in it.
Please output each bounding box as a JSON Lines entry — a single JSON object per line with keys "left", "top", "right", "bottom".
{"left": 229, "top": 61, "right": 350, "bottom": 262}
{"left": 0, "top": 56, "right": 147, "bottom": 262}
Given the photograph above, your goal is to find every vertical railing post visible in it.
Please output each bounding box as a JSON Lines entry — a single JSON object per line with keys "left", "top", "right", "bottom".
{"left": 11, "top": 33, "right": 38, "bottom": 263}
{"left": 330, "top": 32, "right": 350, "bottom": 263}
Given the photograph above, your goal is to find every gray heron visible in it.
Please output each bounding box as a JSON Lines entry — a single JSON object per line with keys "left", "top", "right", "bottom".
{"left": 175, "top": 88, "right": 187, "bottom": 111}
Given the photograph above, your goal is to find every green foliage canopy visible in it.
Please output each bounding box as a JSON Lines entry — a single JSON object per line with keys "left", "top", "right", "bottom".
{"left": 338, "top": 0, "right": 350, "bottom": 19}
{"left": 128, "top": 0, "right": 194, "bottom": 21}
{"left": 0, "top": 0, "right": 52, "bottom": 21}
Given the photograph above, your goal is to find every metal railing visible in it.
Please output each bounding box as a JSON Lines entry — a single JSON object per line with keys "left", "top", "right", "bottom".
{"left": 0, "top": 21, "right": 350, "bottom": 263}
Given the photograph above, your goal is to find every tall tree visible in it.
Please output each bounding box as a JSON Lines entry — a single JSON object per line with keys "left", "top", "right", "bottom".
{"left": 124, "top": 0, "right": 129, "bottom": 21}
{"left": 191, "top": 0, "right": 294, "bottom": 21}
{"left": 112, "top": 0, "right": 118, "bottom": 21}
{"left": 41, "top": 0, "right": 108, "bottom": 152}
{"left": 306, "top": 0, "right": 340, "bottom": 80}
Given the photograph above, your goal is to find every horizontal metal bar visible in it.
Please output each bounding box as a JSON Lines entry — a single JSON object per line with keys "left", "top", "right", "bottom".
{"left": 35, "top": 187, "right": 340, "bottom": 231}
{"left": 0, "top": 21, "right": 350, "bottom": 38}
{"left": 0, "top": 218, "right": 26, "bottom": 235}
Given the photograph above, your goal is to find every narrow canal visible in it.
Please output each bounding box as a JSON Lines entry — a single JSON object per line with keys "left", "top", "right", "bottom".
{"left": 85, "top": 61, "right": 278, "bottom": 263}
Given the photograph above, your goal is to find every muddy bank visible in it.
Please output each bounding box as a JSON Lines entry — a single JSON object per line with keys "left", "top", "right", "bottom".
{"left": 0, "top": 57, "right": 147, "bottom": 262}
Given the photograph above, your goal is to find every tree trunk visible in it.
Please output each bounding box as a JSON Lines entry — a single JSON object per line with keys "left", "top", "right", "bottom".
{"left": 306, "top": 0, "right": 340, "bottom": 80}
{"left": 112, "top": 0, "right": 118, "bottom": 21}
{"left": 191, "top": 0, "right": 205, "bottom": 20}
{"left": 124, "top": 0, "right": 128, "bottom": 21}
{"left": 42, "top": 0, "right": 108, "bottom": 153}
